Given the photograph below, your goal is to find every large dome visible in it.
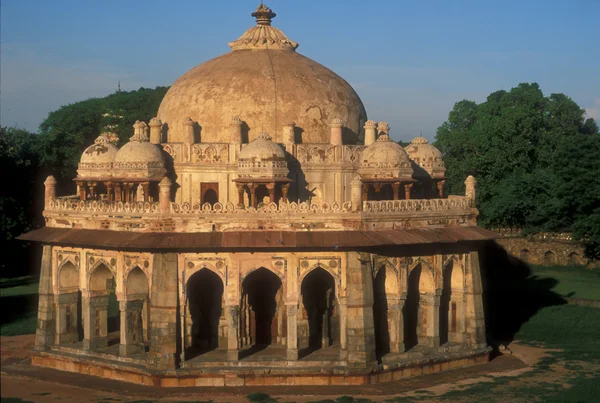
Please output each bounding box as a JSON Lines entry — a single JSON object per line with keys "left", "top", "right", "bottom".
{"left": 157, "top": 5, "right": 367, "bottom": 145}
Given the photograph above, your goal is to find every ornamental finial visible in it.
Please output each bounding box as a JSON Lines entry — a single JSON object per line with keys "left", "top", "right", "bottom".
{"left": 252, "top": 3, "right": 276, "bottom": 26}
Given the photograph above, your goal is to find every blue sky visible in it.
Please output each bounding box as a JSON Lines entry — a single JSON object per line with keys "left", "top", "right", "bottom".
{"left": 2, "top": 0, "right": 599, "bottom": 142}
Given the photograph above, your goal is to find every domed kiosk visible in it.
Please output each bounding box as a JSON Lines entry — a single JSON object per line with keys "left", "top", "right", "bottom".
{"left": 22, "top": 3, "right": 496, "bottom": 389}
{"left": 405, "top": 136, "right": 446, "bottom": 198}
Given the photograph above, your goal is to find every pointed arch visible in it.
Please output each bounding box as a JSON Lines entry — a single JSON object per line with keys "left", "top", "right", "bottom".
{"left": 300, "top": 267, "right": 338, "bottom": 351}
{"left": 126, "top": 266, "right": 149, "bottom": 297}
{"left": 58, "top": 260, "right": 79, "bottom": 292}
{"left": 89, "top": 263, "right": 114, "bottom": 292}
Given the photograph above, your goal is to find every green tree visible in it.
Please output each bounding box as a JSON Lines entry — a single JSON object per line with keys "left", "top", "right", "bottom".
{"left": 0, "top": 127, "right": 44, "bottom": 275}
{"left": 36, "top": 86, "right": 169, "bottom": 184}
{"left": 435, "top": 83, "right": 600, "bottom": 258}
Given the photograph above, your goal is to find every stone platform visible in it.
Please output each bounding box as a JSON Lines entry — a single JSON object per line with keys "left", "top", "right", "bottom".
{"left": 31, "top": 346, "right": 491, "bottom": 387}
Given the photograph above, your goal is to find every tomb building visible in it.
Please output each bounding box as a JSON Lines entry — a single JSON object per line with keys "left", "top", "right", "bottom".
{"left": 20, "top": 4, "right": 496, "bottom": 386}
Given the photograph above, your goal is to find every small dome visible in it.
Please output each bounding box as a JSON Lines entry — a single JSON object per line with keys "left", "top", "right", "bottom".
{"left": 239, "top": 132, "right": 286, "bottom": 161}
{"left": 358, "top": 131, "right": 413, "bottom": 180}
{"left": 77, "top": 133, "right": 119, "bottom": 180}
{"left": 113, "top": 122, "right": 166, "bottom": 181}
{"left": 238, "top": 132, "right": 288, "bottom": 180}
{"left": 404, "top": 137, "right": 446, "bottom": 179}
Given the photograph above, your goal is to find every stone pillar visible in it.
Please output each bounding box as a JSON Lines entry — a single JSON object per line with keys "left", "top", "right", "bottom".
{"left": 338, "top": 298, "right": 348, "bottom": 359}
{"left": 350, "top": 176, "right": 362, "bottom": 212}
{"left": 436, "top": 179, "right": 445, "bottom": 198}
{"left": 82, "top": 293, "right": 109, "bottom": 350}
{"left": 330, "top": 118, "right": 343, "bottom": 146}
{"left": 149, "top": 117, "right": 163, "bottom": 144}
{"left": 141, "top": 182, "right": 150, "bottom": 202}
{"left": 123, "top": 183, "right": 132, "bottom": 203}
{"left": 286, "top": 304, "right": 298, "bottom": 360}
{"left": 44, "top": 176, "right": 57, "bottom": 209}
{"left": 230, "top": 116, "right": 243, "bottom": 144}
{"left": 114, "top": 183, "right": 122, "bottom": 202}
{"left": 388, "top": 298, "right": 405, "bottom": 353}
{"left": 105, "top": 182, "right": 114, "bottom": 202}
{"left": 248, "top": 183, "right": 256, "bottom": 208}
{"left": 55, "top": 292, "right": 80, "bottom": 344}
{"left": 404, "top": 183, "right": 413, "bottom": 200}
{"left": 159, "top": 177, "right": 172, "bottom": 214}
{"left": 281, "top": 184, "right": 289, "bottom": 203}
{"left": 392, "top": 182, "right": 400, "bottom": 200}
{"left": 184, "top": 117, "right": 195, "bottom": 144}
{"left": 88, "top": 182, "right": 97, "bottom": 200}
{"left": 361, "top": 183, "right": 369, "bottom": 203}
{"left": 363, "top": 120, "right": 377, "bottom": 146}
{"left": 226, "top": 305, "right": 239, "bottom": 360}
{"left": 35, "top": 245, "right": 55, "bottom": 350}
{"left": 267, "top": 183, "right": 276, "bottom": 204}
{"left": 282, "top": 122, "right": 295, "bottom": 150}
{"left": 119, "top": 299, "right": 145, "bottom": 356}
{"left": 149, "top": 253, "right": 179, "bottom": 370}
{"left": 344, "top": 252, "right": 377, "bottom": 368}
{"left": 465, "top": 175, "right": 476, "bottom": 202}
{"left": 465, "top": 251, "right": 486, "bottom": 348}
{"left": 77, "top": 181, "right": 87, "bottom": 201}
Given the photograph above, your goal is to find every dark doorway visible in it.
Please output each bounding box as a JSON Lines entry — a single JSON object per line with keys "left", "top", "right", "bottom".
{"left": 242, "top": 268, "right": 282, "bottom": 346}
{"left": 439, "top": 262, "right": 452, "bottom": 345}
{"left": 187, "top": 269, "right": 223, "bottom": 352}
{"left": 403, "top": 265, "right": 421, "bottom": 351}
{"left": 201, "top": 183, "right": 219, "bottom": 206}
{"left": 372, "top": 267, "right": 390, "bottom": 359}
{"left": 301, "top": 268, "right": 337, "bottom": 349}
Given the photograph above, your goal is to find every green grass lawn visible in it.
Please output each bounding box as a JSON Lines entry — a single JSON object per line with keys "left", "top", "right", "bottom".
{"left": 0, "top": 276, "right": 40, "bottom": 336}
{"left": 529, "top": 264, "right": 600, "bottom": 300}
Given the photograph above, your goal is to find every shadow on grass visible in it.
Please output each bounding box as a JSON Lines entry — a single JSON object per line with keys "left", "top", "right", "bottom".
{"left": 480, "top": 241, "right": 567, "bottom": 350}
{"left": 0, "top": 294, "right": 39, "bottom": 327}
{"left": 0, "top": 276, "right": 38, "bottom": 289}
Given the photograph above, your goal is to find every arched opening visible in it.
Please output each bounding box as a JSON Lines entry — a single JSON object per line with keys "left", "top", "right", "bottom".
{"left": 372, "top": 265, "right": 401, "bottom": 360}
{"left": 121, "top": 267, "right": 150, "bottom": 355}
{"left": 240, "top": 268, "right": 283, "bottom": 350}
{"left": 440, "top": 259, "right": 464, "bottom": 345}
{"left": 519, "top": 249, "right": 530, "bottom": 262}
{"left": 367, "top": 184, "right": 394, "bottom": 201}
{"left": 85, "top": 263, "right": 118, "bottom": 350}
{"left": 202, "top": 188, "right": 219, "bottom": 206}
{"left": 186, "top": 269, "right": 224, "bottom": 358}
{"left": 403, "top": 263, "right": 435, "bottom": 350}
{"left": 568, "top": 252, "right": 580, "bottom": 266}
{"left": 544, "top": 251, "right": 555, "bottom": 265}
{"left": 255, "top": 185, "right": 270, "bottom": 206}
{"left": 300, "top": 267, "right": 338, "bottom": 353}
{"left": 56, "top": 261, "right": 83, "bottom": 344}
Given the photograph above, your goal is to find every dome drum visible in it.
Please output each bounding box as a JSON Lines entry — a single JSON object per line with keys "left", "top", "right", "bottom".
{"left": 358, "top": 128, "right": 414, "bottom": 181}
{"left": 236, "top": 132, "right": 289, "bottom": 180}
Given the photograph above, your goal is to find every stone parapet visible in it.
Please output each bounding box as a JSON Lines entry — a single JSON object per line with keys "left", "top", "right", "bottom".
{"left": 43, "top": 197, "right": 478, "bottom": 233}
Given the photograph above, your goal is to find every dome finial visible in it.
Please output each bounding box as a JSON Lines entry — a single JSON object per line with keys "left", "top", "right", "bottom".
{"left": 252, "top": 3, "right": 276, "bottom": 26}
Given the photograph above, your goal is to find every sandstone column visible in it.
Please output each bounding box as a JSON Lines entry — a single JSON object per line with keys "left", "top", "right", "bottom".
{"left": 363, "top": 120, "right": 377, "bottom": 146}
{"left": 82, "top": 292, "right": 109, "bottom": 350}
{"left": 149, "top": 117, "right": 163, "bottom": 144}
{"left": 159, "top": 177, "right": 172, "bottom": 214}
{"left": 230, "top": 116, "right": 243, "bottom": 144}
{"left": 149, "top": 253, "right": 179, "bottom": 370}
{"left": 184, "top": 117, "right": 195, "bottom": 144}
{"left": 35, "top": 245, "right": 55, "bottom": 350}
{"left": 282, "top": 122, "right": 296, "bottom": 151}
{"left": 465, "top": 251, "right": 486, "bottom": 348}
{"left": 330, "top": 118, "right": 343, "bottom": 146}
{"left": 286, "top": 304, "right": 299, "bottom": 360}
{"left": 465, "top": 175, "right": 476, "bottom": 202}
{"left": 55, "top": 292, "right": 80, "bottom": 344}
{"left": 44, "top": 176, "right": 56, "bottom": 209}
{"left": 344, "top": 251, "right": 377, "bottom": 368}
{"left": 226, "top": 304, "right": 240, "bottom": 360}
{"left": 119, "top": 299, "right": 145, "bottom": 355}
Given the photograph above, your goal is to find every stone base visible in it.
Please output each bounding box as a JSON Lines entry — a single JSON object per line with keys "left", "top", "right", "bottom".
{"left": 31, "top": 348, "right": 491, "bottom": 387}
{"left": 83, "top": 337, "right": 107, "bottom": 351}
{"left": 119, "top": 344, "right": 145, "bottom": 356}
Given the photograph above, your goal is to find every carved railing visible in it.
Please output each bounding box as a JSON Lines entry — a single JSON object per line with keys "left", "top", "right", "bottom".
{"left": 48, "top": 199, "right": 160, "bottom": 214}
{"left": 363, "top": 197, "right": 473, "bottom": 213}
{"left": 170, "top": 201, "right": 354, "bottom": 214}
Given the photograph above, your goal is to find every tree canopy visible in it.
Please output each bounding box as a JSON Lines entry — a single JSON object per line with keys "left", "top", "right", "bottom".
{"left": 36, "top": 86, "right": 169, "bottom": 182}
{"left": 435, "top": 83, "right": 600, "bottom": 258}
